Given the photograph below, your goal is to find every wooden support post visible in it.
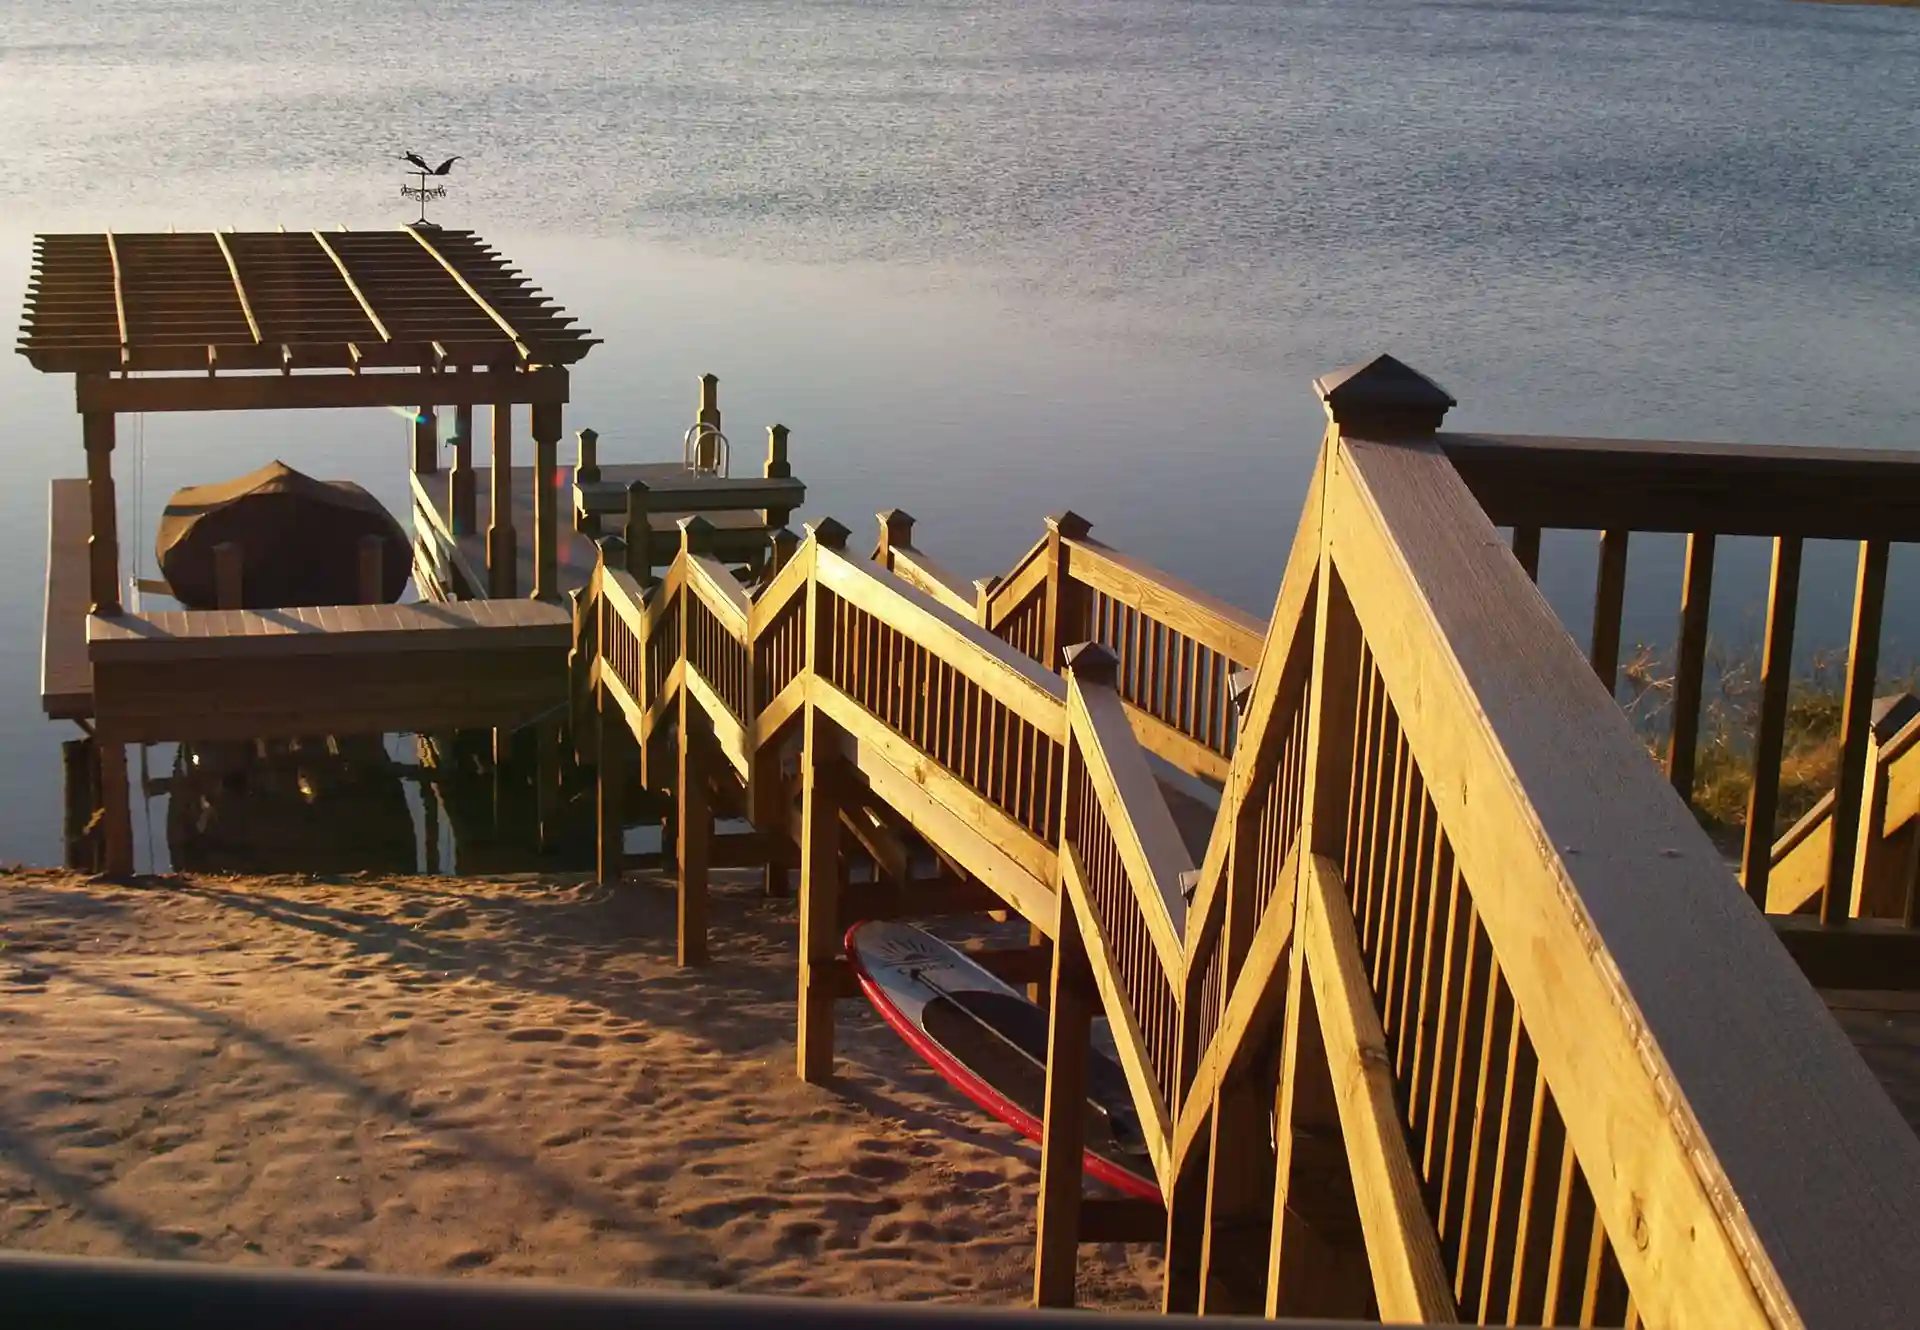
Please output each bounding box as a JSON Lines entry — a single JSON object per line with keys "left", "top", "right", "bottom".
{"left": 798, "top": 701, "right": 844, "bottom": 1081}
{"left": 625, "top": 481, "right": 653, "bottom": 586}
{"left": 1198, "top": 1068, "right": 1276, "bottom": 1313}
{"left": 767, "top": 526, "right": 799, "bottom": 584}
{"left": 61, "top": 738, "right": 96, "bottom": 871}
{"left": 1033, "top": 888, "right": 1095, "bottom": 1308}
{"left": 1162, "top": 1145, "right": 1210, "bottom": 1313}
{"left": 531, "top": 400, "right": 562, "bottom": 602}
{"left": 1667, "top": 531, "right": 1716, "bottom": 802}
{"left": 1589, "top": 529, "right": 1629, "bottom": 697}
{"left": 764, "top": 424, "right": 793, "bottom": 528}
{"left": 98, "top": 740, "right": 134, "bottom": 877}
{"left": 597, "top": 680, "right": 631, "bottom": 887}
{"left": 574, "top": 428, "right": 601, "bottom": 536}
{"left": 488, "top": 401, "right": 517, "bottom": 597}
{"left": 694, "top": 373, "right": 722, "bottom": 472}
{"left": 356, "top": 534, "right": 384, "bottom": 604}
{"left": 213, "top": 542, "right": 243, "bottom": 609}
{"left": 422, "top": 780, "right": 442, "bottom": 875}
{"left": 450, "top": 403, "right": 476, "bottom": 537}
{"left": 82, "top": 407, "right": 121, "bottom": 616}
{"left": 413, "top": 402, "right": 438, "bottom": 475}
{"left": 1041, "top": 511, "right": 1093, "bottom": 670}
{"left": 1825, "top": 539, "right": 1891, "bottom": 922}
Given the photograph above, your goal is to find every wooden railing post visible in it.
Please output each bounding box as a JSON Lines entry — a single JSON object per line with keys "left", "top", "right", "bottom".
{"left": 1041, "top": 511, "right": 1093, "bottom": 671}
{"left": 82, "top": 405, "right": 121, "bottom": 616}
{"left": 449, "top": 415, "right": 476, "bottom": 537}
{"left": 625, "top": 480, "right": 653, "bottom": 587}
{"left": 488, "top": 399, "right": 516, "bottom": 597}
{"left": 764, "top": 424, "right": 793, "bottom": 528}
{"left": 531, "top": 399, "right": 563, "bottom": 602}
{"left": 797, "top": 523, "right": 846, "bottom": 1080}
{"left": 574, "top": 427, "right": 600, "bottom": 536}
{"left": 412, "top": 400, "right": 438, "bottom": 475}
{"left": 1825, "top": 539, "right": 1891, "bottom": 922}
{"left": 766, "top": 526, "right": 799, "bottom": 583}
{"left": 1033, "top": 885, "right": 1096, "bottom": 1308}
{"left": 875, "top": 508, "right": 913, "bottom": 569}
{"left": 677, "top": 517, "right": 717, "bottom": 966}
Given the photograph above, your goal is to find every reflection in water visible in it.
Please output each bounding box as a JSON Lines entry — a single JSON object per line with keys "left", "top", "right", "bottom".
{"left": 153, "top": 730, "right": 600, "bottom": 877}
{"left": 165, "top": 736, "right": 417, "bottom": 875}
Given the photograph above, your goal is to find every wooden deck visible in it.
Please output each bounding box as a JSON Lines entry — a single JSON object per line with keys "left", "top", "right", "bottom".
{"left": 412, "top": 465, "right": 787, "bottom": 603}
{"left": 87, "top": 599, "right": 569, "bottom": 744}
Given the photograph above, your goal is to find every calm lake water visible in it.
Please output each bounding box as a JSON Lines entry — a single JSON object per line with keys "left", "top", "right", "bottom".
{"left": 0, "top": 0, "right": 1915, "bottom": 868}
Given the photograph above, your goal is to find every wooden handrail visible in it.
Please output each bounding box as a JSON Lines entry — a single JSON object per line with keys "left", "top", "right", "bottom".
{"left": 887, "top": 543, "right": 978, "bottom": 619}
{"left": 1313, "top": 433, "right": 1920, "bottom": 1329}
{"left": 1065, "top": 537, "right": 1265, "bottom": 669}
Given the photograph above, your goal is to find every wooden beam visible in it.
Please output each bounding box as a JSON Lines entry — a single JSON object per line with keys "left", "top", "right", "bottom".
{"left": 1034, "top": 889, "right": 1095, "bottom": 1308}
{"left": 1078, "top": 1197, "right": 1166, "bottom": 1244}
{"left": 407, "top": 226, "right": 530, "bottom": 359}
{"left": 76, "top": 366, "right": 569, "bottom": 414}
{"left": 1300, "top": 853, "right": 1459, "bottom": 1323}
{"left": 312, "top": 231, "right": 394, "bottom": 343}
{"left": 211, "top": 231, "right": 263, "bottom": 345}
{"left": 103, "top": 231, "right": 128, "bottom": 364}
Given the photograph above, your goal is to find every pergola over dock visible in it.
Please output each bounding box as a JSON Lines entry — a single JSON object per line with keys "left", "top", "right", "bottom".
{"left": 17, "top": 226, "right": 599, "bottom": 617}
{"left": 17, "top": 227, "right": 599, "bottom": 875}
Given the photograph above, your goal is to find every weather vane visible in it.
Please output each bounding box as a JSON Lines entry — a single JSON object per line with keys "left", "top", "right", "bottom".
{"left": 397, "top": 152, "right": 461, "bottom": 228}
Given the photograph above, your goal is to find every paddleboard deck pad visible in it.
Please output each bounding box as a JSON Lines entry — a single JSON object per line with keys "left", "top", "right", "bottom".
{"left": 845, "top": 919, "right": 1161, "bottom": 1202}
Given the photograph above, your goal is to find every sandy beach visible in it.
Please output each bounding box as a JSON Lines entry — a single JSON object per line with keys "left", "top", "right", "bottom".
{"left": 0, "top": 868, "right": 1159, "bottom": 1307}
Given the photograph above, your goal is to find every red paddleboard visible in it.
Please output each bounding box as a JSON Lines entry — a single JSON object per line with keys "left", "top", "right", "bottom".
{"left": 845, "top": 919, "right": 1161, "bottom": 1202}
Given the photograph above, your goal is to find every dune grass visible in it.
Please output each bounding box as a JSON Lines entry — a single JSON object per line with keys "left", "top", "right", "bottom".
{"left": 1619, "top": 644, "right": 1917, "bottom": 857}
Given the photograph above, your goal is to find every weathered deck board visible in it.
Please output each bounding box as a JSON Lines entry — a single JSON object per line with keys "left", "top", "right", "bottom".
{"left": 42, "top": 479, "right": 91, "bottom": 719}
{"left": 88, "top": 599, "right": 569, "bottom": 662}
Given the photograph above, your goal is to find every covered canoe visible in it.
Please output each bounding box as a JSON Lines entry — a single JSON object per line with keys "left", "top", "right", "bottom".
{"left": 156, "top": 460, "right": 410, "bottom": 609}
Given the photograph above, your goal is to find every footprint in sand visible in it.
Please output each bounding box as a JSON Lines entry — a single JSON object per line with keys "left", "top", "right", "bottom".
{"left": 443, "top": 1248, "right": 494, "bottom": 1270}
{"left": 504, "top": 1026, "right": 566, "bottom": 1043}
{"left": 848, "top": 1155, "right": 912, "bottom": 1184}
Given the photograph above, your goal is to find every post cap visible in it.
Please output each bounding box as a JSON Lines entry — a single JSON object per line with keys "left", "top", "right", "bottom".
{"left": 596, "top": 534, "right": 628, "bottom": 566}
{"left": 678, "top": 515, "right": 716, "bottom": 554}
{"left": 1045, "top": 510, "right": 1093, "bottom": 540}
{"left": 1062, "top": 641, "right": 1118, "bottom": 686}
{"left": 1313, "top": 354, "right": 1455, "bottom": 438}
{"left": 806, "top": 516, "right": 851, "bottom": 551}
{"left": 877, "top": 509, "right": 916, "bottom": 546}
{"left": 576, "top": 427, "right": 599, "bottom": 446}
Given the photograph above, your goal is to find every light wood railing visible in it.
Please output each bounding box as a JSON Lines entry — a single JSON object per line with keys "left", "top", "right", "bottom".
{"left": 580, "top": 360, "right": 1920, "bottom": 1325}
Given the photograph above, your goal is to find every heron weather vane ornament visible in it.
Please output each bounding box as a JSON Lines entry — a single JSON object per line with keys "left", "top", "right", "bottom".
{"left": 397, "top": 152, "right": 461, "bottom": 228}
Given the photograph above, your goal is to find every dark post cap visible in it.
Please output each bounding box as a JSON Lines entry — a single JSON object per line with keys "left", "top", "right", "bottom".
{"left": 678, "top": 515, "right": 716, "bottom": 555}
{"left": 806, "top": 517, "right": 851, "bottom": 551}
{"left": 1062, "top": 641, "right": 1118, "bottom": 685}
{"left": 877, "top": 509, "right": 916, "bottom": 544}
{"left": 1313, "top": 354, "right": 1455, "bottom": 438}
{"left": 596, "top": 534, "right": 627, "bottom": 565}
{"left": 1046, "top": 511, "right": 1093, "bottom": 539}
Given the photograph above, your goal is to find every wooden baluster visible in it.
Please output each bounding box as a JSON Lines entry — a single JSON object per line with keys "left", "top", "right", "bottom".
{"left": 213, "top": 542, "right": 243, "bottom": 609}
{"left": 1505, "top": 1086, "right": 1567, "bottom": 1324}
{"left": 1666, "top": 531, "right": 1716, "bottom": 802}
{"left": 488, "top": 398, "right": 516, "bottom": 597}
{"left": 573, "top": 427, "right": 599, "bottom": 536}
{"left": 1589, "top": 529, "right": 1629, "bottom": 697}
{"left": 1741, "top": 536, "right": 1802, "bottom": 907}
{"left": 531, "top": 399, "right": 563, "bottom": 602}
{"left": 1033, "top": 867, "right": 1096, "bottom": 1307}
{"left": 1825, "top": 539, "right": 1891, "bottom": 922}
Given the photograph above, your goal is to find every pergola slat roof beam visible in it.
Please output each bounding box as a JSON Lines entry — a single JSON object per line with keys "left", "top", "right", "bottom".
{"left": 17, "top": 228, "right": 597, "bottom": 375}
